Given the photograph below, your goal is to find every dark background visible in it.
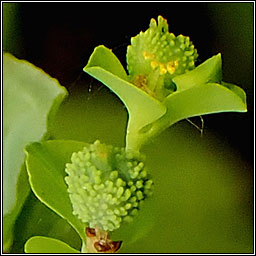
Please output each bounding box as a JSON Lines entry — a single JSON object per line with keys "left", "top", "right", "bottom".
{"left": 3, "top": 2, "right": 254, "bottom": 164}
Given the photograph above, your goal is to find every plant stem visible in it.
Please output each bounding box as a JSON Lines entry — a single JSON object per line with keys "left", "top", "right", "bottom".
{"left": 126, "top": 110, "right": 173, "bottom": 151}
{"left": 84, "top": 227, "right": 122, "bottom": 253}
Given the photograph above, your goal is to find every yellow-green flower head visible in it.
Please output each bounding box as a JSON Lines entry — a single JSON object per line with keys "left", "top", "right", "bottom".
{"left": 127, "top": 15, "right": 198, "bottom": 100}
{"left": 65, "top": 140, "right": 153, "bottom": 232}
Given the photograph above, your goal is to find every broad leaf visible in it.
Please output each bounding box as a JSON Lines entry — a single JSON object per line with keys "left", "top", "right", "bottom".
{"left": 163, "top": 82, "right": 247, "bottom": 125}
{"left": 3, "top": 53, "right": 67, "bottom": 250}
{"left": 83, "top": 46, "right": 166, "bottom": 149}
{"left": 25, "top": 140, "right": 89, "bottom": 243}
{"left": 25, "top": 236, "right": 80, "bottom": 253}
{"left": 134, "top": 82, "right": 247, "bottom": 148}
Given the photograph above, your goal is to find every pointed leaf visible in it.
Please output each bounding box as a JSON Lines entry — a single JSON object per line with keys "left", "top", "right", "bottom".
{"left": 164, "top": 82, "right": 247, "bottom": 125}
{"left": 221, "top": 81, "right": 247, "bottom": 105}
{"left": 25, "top": 236, "right": 80, "bottom": 253}
{"left": 3, "top": 53, "right": 67, "bottom": 250}
{"left": 25, "top": 140, "right": 88, "bottom": 242}
{"left": 83, "top": 46, "right": 166, "bottom": 144}
{"left": 132, "top": 82, "right": 247, "bottom": 149}
{"left": 172, "top": 54, "right": 222, "bottom": 91}
{"left": 85, "top": 44, "right": 128, "bottom": 81}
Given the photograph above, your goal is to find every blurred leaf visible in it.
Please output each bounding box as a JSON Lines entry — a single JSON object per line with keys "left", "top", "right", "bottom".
{"left": 25, "top": 236, "right": 80, "bottom": 253}
{"left": 25, "top": 140, "right": 88, "bottom": 243}
{"left": 3, "top": 53, "right": 67, "bottom": 250}
{"left": 3, "top": 3, "right": 22, "bottom": 54}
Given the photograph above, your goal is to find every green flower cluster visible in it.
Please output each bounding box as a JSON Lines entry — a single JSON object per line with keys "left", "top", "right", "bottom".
{"left": 127, "top": 15, "right": 198, "bottom": 100}
{"left": 65, "top": 140, "right": 153, "bottom": 232}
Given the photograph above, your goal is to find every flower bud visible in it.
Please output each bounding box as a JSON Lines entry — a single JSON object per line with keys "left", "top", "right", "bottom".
{"left": 65, "top": 140, "right": 153, "bottom": 232}
{"left": 127, "top": 15, "right": 198, "bottom": 100}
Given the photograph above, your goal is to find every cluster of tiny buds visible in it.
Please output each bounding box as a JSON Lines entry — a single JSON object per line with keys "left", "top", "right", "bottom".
{"left": 127, "top": 15, "right": 198, "bottom": 99}
{"left": 65, "top": 140, "right": 153, "bottom": 232}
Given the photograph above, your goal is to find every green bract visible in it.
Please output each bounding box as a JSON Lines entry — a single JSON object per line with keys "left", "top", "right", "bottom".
{"left": 65, "top": 140, "right": 153, "bottom": 232}
{"left": 127, "top": 16, "right": 198, "bottom": 100}
{"left": 84, "top": 16, "right": 247, "bottom": 151}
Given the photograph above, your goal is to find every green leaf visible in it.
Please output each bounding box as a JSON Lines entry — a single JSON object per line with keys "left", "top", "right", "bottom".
{"left": 84, "top": 47, "right": 247, "bottom": 151}
{"left": 85, "top": 44, "right": 128, "bottom": 81}
{"left": 221, "top": 81, "right": 247, "bottom": 105}
{"left": 163, "top": 82, "right": 247, "bottom": 124}
{"left": 3, "top": 53, "right": 67, "bottom": 250}
{"left": 135, "top": 81, "right": 247, "bottom": 148}
{"left": 25, "top": 140, "right": 89, "bottom": 243}
{"left": 172, "top": 54, "right": 222, "bottom": 91}
{"left": 25, "top": 236, "right": 80, "bottom": 253}
{"left": 83, "top": 46, "right": 166, "bottom": 149}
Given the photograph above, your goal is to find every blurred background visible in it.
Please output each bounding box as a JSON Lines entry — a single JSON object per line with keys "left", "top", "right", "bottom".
{"left": 3, "top": 2, "right": 254, "bottom": 253}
